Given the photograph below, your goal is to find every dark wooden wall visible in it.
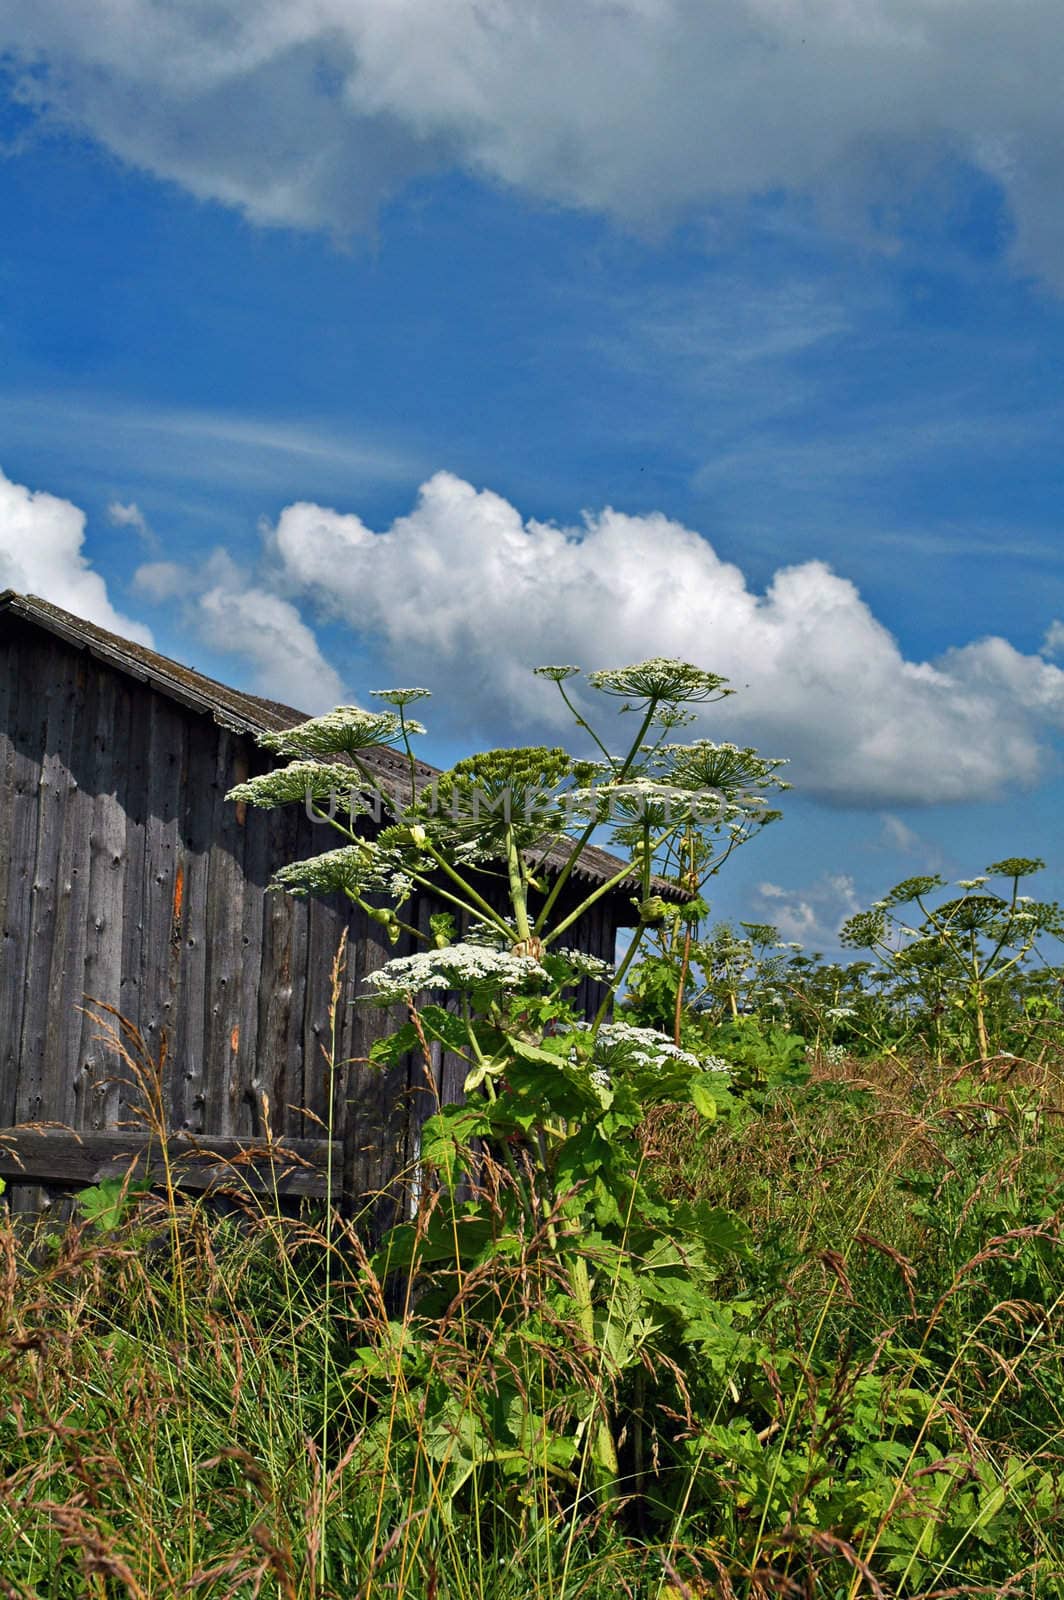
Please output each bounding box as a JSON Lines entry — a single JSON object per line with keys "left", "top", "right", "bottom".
{"left": 0, "top": 618, "right": 621, "bottom": 1214}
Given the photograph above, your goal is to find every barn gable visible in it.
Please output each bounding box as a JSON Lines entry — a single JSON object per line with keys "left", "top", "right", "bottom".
{"left": 0, "top": 590, "right": 670, "bottom": 1212}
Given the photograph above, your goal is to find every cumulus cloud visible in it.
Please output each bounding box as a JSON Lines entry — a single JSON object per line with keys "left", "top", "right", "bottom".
{"left": 0, "top": 464, "right": 152, "bottom": 644}
{"left": 1042, "top": 619, "right": 1064, "bottom": 658}
{"left": 132, "top": 548, "right": 343, "bottom": 713}
{"left": 267, "top": 471, "right": 1064, "bottom": 807}
{"left": 751, "top": 873, "right": 863, "bottom": 950}
{"left": 6, "top": 1, "right": 1064, "bottom": 279}
{"left": 0, "top": 463, "right": 340, "bottom": 710}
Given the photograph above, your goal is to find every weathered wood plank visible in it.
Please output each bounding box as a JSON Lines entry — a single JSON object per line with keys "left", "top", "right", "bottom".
{"left": 204, "top": 730, "right": 248, "bottom": 1139}
{"left": 300, "top": 892, "right": 343, "bottom": 1139}
{"left": 43, "top": 655, "right": 99, "bottom": 1128}
{"left": 279, "top": 809, "right": 315, "bottom": 1137}
{"left": 341, "top": 917, "right": 414, "bottom": 1231}
{"left": 234, "top": 753, "right": 269, "bottom": 1139}
{"left": 256, "top": 800, "right": 298, "bottom": 1140}
{"left": 168, "top": 716, "right": 216, "bottom": 1133}
{"left": 0, "top": 637, "right": 51, "bottom": 1126}
{"left": 136, "top": 692, "right": 188, "bottom": 1111}
{"left": 0, "top": 1127, "right": 340, "bottom": 1198}
{"left": 78, "top": 670, "right": 132, "bottom": 1132}
{"left": 0, "top": 628, "right": 16, "bottom": 978}
{"left": 116, "top": 678, "right": 151, "bottom": 1124}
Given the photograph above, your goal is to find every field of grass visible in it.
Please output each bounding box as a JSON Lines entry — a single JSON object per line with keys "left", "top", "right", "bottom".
{"left": 2, "top": 1046, "right": 1063, "bottom": 1599}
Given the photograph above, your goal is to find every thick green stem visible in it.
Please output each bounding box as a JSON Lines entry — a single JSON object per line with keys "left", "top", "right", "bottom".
{"left": 590, "top": 923, "right": 647, "bottom": 1034}
{"left": 420, "top": 838, "right": 514, "bottom": 938}
{"left": 533, "top": 694, "right": 661, "bottom": 934}
{"left": 673, "top": 926, "right": 692, "bottom": 1047}
{"left": 544, "top": 825, "right": 681, "bottom": 947}
{"left": 505, "top": 827, "right": 532, "bottom": 945}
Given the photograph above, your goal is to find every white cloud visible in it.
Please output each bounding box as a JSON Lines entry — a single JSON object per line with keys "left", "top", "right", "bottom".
{"left": 107, "top": 499, "right": 153, "bottom": 542}
{"left": 751, "top": 872, "right": 862, "bottom": 949}
{"left": 7, "top": 1, "right": 1064, "bottom": 279}
{"left": 131, "top": 560, "right": 184, "bottom": 603}
{"left": 1042, "top": 619, "right": 1064, "bottom": 658}
{"left": 0, "top": 464, "right": 152, "bottom": 644}
{"left": 268, "top": 471, "right": 1064, "bottom": 806}
{"left": 132, "top": 548, "right": 343, "bottom": 713}
{"left": 0, "top": 460, "right": 341, "bottom": 712}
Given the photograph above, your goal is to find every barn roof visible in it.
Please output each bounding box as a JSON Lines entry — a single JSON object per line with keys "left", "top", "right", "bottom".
{"left": 0, "top": 589, "right": 687, "bottom": 902}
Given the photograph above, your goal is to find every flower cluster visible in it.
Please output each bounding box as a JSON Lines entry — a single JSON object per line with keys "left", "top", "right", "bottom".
{"left": 566, "top": 778, "right": 735, "bottom": 819}
{"left": 808, "top": 1042, "right": 848, "bottom": 1066}
{"left": 272, "top": 841, "right": 416, "bottom": 902}
{"left": 363, "top": 943, "right": 549, "bottom": 1000}
{"left": 554, "top": 949, "right": 615, "bottom": 981}
{"left": 656, "top": 740, "right": 790, "bottom": 796}
{"left": 369, "top": 687, "right": 431, "bottom": 707}
{"left": 533, "top": 665, "right": 581, "bottom": 682}
{"left": 226, "top": 760, "right": 370, "bottom": 813}
{"left": 587, "top": 658, "right": 731, "bottom": 705}
{"left": 260, "top": 705, "right": 424, "bottom": 759}
{"left": 573, "top": 1019, "right": 706, "bottom": 1072}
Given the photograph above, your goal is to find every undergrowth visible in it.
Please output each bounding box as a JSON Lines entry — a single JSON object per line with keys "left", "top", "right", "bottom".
{"left": 2, "top": 1049, "right": 1064, "bottom": 1598}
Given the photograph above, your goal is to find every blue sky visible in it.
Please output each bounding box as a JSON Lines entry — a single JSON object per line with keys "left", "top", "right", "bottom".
{"left": 2, "top": 2, "right": 1064, "bottom": 953}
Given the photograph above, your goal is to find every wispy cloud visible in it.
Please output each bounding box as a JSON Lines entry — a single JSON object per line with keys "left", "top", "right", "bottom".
{"left": 0, "top": 393, "right": 419, "bottom": 493}
{"left": 108, "top": 499, "right": 158, "bottom": 553}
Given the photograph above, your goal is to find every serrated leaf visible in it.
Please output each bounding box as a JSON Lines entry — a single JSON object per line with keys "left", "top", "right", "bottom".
{"left": 368, "top": 1023, "right": 418, "bottom": 1067}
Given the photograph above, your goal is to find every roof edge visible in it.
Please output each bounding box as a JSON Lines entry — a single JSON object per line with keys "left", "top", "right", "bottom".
{"left": 0, "top": 590, "right": 690, "bottom": 908}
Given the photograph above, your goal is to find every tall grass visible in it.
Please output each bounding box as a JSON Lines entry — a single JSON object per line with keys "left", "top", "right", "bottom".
{"left": 2, "top": 1029, "right": 1064, "bottom": 1596}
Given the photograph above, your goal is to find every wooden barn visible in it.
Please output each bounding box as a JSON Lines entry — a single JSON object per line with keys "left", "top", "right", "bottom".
{"left": 0, "top": 590, "right": 667, "bottom": 1215}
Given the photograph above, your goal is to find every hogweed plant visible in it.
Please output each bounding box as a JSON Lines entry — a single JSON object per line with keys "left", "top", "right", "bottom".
{"left": 841, "top": 858, "right": 1064, "bottom": 1065}
{"left": 228, "top": 659, "right": 788, "bottom": 1531}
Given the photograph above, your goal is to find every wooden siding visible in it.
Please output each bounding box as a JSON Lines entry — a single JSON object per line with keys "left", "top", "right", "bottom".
{"left": 0, "top": 616, "right": 623, "bottom": 1215}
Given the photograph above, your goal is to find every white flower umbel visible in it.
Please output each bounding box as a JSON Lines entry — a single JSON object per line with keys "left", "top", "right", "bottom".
{"left": 227, "top": 760, "right": 371, "bottom": 812}
{"left": 533, "top": 665, "right": 581, "bottom": 682}
{"left": 369, "top": 687, "right": 431, "bottom": 706}
{"left": 271, "top": 844, "right": 376, "bottom": 897}
{"left": 364, "top": 942, "right": 549, "bottom": 1000}
{"left": 272, "top": 841, "right": 419, "bottom": 900}
{"left": 554, "top": 949, "right": 615, "bottom": 982}
{"left": 565, "top": 778, "right": 739, "bottom": 825}
{"left": 573, "top": 1019, "right": 706, "bottom": 1071}
{"left": 588, "top": 658, "right": 731, "bottom": 705}
{"left": 260, "top": 705, "right": 425, "bottom": 758}
{"left": 655, "top": 740, "right": 790, "bottom": 796}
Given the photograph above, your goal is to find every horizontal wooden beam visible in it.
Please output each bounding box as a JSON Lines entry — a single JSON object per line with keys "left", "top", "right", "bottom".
{"left": 0, "top": 1127, "right": 341, "bottom": 1199}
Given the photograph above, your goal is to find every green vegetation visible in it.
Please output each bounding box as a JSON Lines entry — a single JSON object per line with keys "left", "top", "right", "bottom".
{"left": 2, "top": 659, "right": 1063, "bottom": 1597}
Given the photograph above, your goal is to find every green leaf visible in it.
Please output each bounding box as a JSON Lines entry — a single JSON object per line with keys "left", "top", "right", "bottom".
{"left": 76, "top": 1175, "right": 151, "bottom": 1231}
{"left": 418, "top": 1004, "right": 472, "bottom": 1054}
{"left": 673, "top": 1200, "right": 752, "bottom": 1259}
{"left": 420, "top": 1105, "right": 492, "bottom": 1179}
{"left": 370, "top": 1207, "right": 505, "bottom": 1276}
{"left": 690, "top": 1077, "right": 718, "bottom": 1120}
{"left": 368, "top": 1022, "right": 418, "bottom": 1066}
